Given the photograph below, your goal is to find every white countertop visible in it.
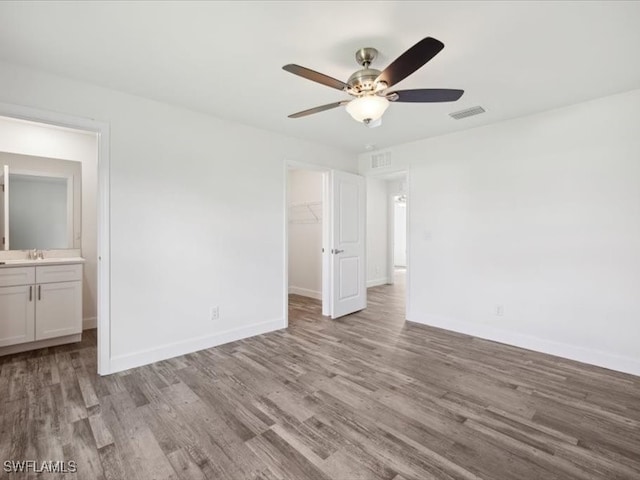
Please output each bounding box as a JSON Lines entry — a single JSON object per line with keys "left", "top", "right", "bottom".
{"left": 0, "top": 257, "right": 85, "bottom": 267}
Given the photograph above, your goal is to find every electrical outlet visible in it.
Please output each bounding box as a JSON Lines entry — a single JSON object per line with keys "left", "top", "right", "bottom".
{"left": 495, "top": 305, "right": 504, "bottom": 316}
{"left": 210, "top": 306, "right": 219, "bottom": 321}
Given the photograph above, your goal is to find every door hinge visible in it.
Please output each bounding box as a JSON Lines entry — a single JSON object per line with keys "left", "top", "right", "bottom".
{"left": 2, "top": 237, "right": 4, "bottom": 245}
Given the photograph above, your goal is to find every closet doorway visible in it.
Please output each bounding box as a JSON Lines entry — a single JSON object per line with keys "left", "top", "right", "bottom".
{"left": 286, "top": 164, "right": 367, "bottom": 321}
{"left": 287, "top": 169, "right": 325, "bottom": 304}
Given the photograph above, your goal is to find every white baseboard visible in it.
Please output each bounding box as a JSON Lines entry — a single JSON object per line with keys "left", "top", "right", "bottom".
{"left": 367, "top": 278, "right": 388, "bottom": 288}
{"left": 83, "top": 316, "right": 97, "bottom": 330}
{"left": 409, "top": 313, "right": 640, "bottom": 377}
{"left": 288, "top": 286, "right": 322, "bottom": 300}
{"left": 109, "top": 318, "right": 285, "bottom": 374}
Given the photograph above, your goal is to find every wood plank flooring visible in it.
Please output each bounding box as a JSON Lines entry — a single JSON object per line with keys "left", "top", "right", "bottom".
{"left": 1, "top": 271, "right": 639, "bottom": 479}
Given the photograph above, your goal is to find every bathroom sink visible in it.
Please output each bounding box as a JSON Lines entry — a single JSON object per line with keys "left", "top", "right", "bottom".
{"left": 0, "top": 257, "right": 85, "bottom": 267}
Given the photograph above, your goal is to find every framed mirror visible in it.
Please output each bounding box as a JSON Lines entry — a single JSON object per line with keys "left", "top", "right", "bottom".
{"left": 8, "top": 172, "right": 73, "bottom": 250}
{"left": 0, "top": 152, "right": 81, "bottom": 251}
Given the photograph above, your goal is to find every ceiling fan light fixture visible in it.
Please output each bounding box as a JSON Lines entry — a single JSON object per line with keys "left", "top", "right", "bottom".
{"left": 284, "top": 37, "right": 462, "bottom": 122}
{"left": 346, "top": 95, "right": 389, "bottom": 124}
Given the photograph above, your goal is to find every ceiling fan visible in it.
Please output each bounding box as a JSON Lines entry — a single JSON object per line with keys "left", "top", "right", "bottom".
{"left": 283, "top": 37, "right": 463, "bottom": 127}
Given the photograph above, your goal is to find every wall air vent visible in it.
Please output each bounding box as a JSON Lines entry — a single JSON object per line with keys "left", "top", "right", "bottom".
{"left": 371, "top": 151, "right": 391, "bottom": 169}
{"left": 449, "top": 106, "right": 486, "bottom": 120}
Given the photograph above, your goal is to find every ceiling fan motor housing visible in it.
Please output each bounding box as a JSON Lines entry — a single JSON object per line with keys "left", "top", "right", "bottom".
{"left": 355, "top": 47, "right": 378, "bottom": 66}
{"left": 347, "top": 47, "right": 387, "bottom": 96}
{"left": 347, "top": 68, "right": 384, "bottom": 95}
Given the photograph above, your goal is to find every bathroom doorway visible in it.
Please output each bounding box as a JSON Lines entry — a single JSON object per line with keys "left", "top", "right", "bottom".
{"left": 0, "top": 104, "right": 110, "bottom": 374}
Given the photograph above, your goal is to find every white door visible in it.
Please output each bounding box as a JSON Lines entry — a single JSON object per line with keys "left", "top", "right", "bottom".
{"left": 0, "top": 165, "right": 8, "bottom": 250}
{"left": 329, "top": 170, "right": 366, "bottom": 319}
{"left": 35, "top": 281, "right": 82, "bottom": 340}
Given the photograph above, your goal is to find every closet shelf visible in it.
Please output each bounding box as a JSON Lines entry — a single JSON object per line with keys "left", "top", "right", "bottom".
{"left": 288, "top": 201, "right": 322, "bottom": 224}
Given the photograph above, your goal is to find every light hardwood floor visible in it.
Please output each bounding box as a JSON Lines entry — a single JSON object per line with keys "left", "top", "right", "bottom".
{"left": 1, "top": 271, "right": 639, "bottom": 479}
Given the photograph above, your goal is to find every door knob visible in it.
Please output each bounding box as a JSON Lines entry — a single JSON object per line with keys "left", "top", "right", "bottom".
{"left": 333, "top": 249, "right": 344, "bottom": 254}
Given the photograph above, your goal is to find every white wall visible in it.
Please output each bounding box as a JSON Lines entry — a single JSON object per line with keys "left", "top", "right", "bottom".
{"left": 0, "top": 60, "right": 357, "bottom": 372}
{"left": 392, "top": 89, "right": 640, "bottom": 375}
{"left": 365, "top": 176, "right": 388, "bottom": 287}
{"left": 393, "top": 201, "right": 407, "bottom": 267}
{"left": 288, "top": 169, "right": 323, "bottom": 299}
{"left": 0, "top": 118, "right": 98, "bottom": 325}
{"left": 387, "top": 178, "right": 406, "bottom": 198}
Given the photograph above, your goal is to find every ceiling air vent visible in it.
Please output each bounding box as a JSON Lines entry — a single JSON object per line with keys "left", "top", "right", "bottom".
{"left": 449, "top": 106, "right": 486, "bottom": 120}
{"left": 371, "top": 151, "right": 391, "bottom": 169}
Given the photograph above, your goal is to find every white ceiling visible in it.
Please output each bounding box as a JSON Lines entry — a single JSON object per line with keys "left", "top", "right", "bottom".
{"left": 0, "top": 1, "right": 639, "bottom": 154}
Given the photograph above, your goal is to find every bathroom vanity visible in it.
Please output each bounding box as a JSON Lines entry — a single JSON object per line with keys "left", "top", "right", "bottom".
{"left": 0, "top": 153, "right": 86, "bottom": 356}
{"left": 0, "top": 257, "right": 84, "bottom": 355}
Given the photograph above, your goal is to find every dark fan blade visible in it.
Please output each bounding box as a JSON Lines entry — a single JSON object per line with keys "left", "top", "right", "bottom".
{"left": 376, "top": 37, "right": 444, "bottom": 88}
{"left": 283, "top": 64, "right": 347, "bottom": 91}
{"left": 388, "top": 89, "right": 464, "bottom": 103}
{"left": 288, "top": 101, "right": 348, "bottom": 118}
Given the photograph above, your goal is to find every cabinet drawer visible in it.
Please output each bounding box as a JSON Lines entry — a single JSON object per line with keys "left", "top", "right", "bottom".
{"left": 36, "top": 264, "right": 83, "bottom": 284}
{"left": 0, "top": 267, "right": 35, "bottom": 287}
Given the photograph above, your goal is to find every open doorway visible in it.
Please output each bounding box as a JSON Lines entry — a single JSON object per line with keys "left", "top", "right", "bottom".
{"left": 364, "top": 172, "right": 408, "bottom": 318}
{"left": 287, "top": 169, "right": 325, "bottom": 302}
{"left": 386, "top": 174, "right": 408, "bottom": 289}
{"left": 392, "top": 194, "right": 407, "bottom": 285}
{"left": 0, "top": 105, "right": 110, "bottom": 374}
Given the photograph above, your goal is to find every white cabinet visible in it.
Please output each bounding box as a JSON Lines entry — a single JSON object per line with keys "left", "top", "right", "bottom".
{"left": 0, "top": 285, "right": 35, "bottom": 347}
{"left": 35, "top": 281, "right": 82, "bottom": 340}
{"left": 0, "top": 262, "right": 82, "bottom": 351}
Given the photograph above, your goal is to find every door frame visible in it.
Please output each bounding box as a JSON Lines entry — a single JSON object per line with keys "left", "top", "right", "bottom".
{"left": 387, "top": 191, "right": 396, "bottom": 285}
{"left": 0, "top": 102, "right": 111, "bottom": 375}
{"left": 380, "top": 170, "right": 411, "bottom": 317}
{"left": 284, "top": 160, "right": 332, "bottom": 324}
{"left": 405, "top": 168, "right": 412, "bottom": 320}
{"left": 388, "top": 194, "right": 408, "bottom": 275}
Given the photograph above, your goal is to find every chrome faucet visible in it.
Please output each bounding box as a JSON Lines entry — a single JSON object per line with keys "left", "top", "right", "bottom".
{"left": 29, "top": 249, "right": 44, "bottom": 260}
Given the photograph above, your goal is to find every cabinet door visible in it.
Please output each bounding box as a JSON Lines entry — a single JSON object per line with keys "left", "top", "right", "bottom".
{"left": 35, "top": 281, "right": 82, "bottom": 340}
{"left": 0, "top": 285, "right": 35, "bottom": 346}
